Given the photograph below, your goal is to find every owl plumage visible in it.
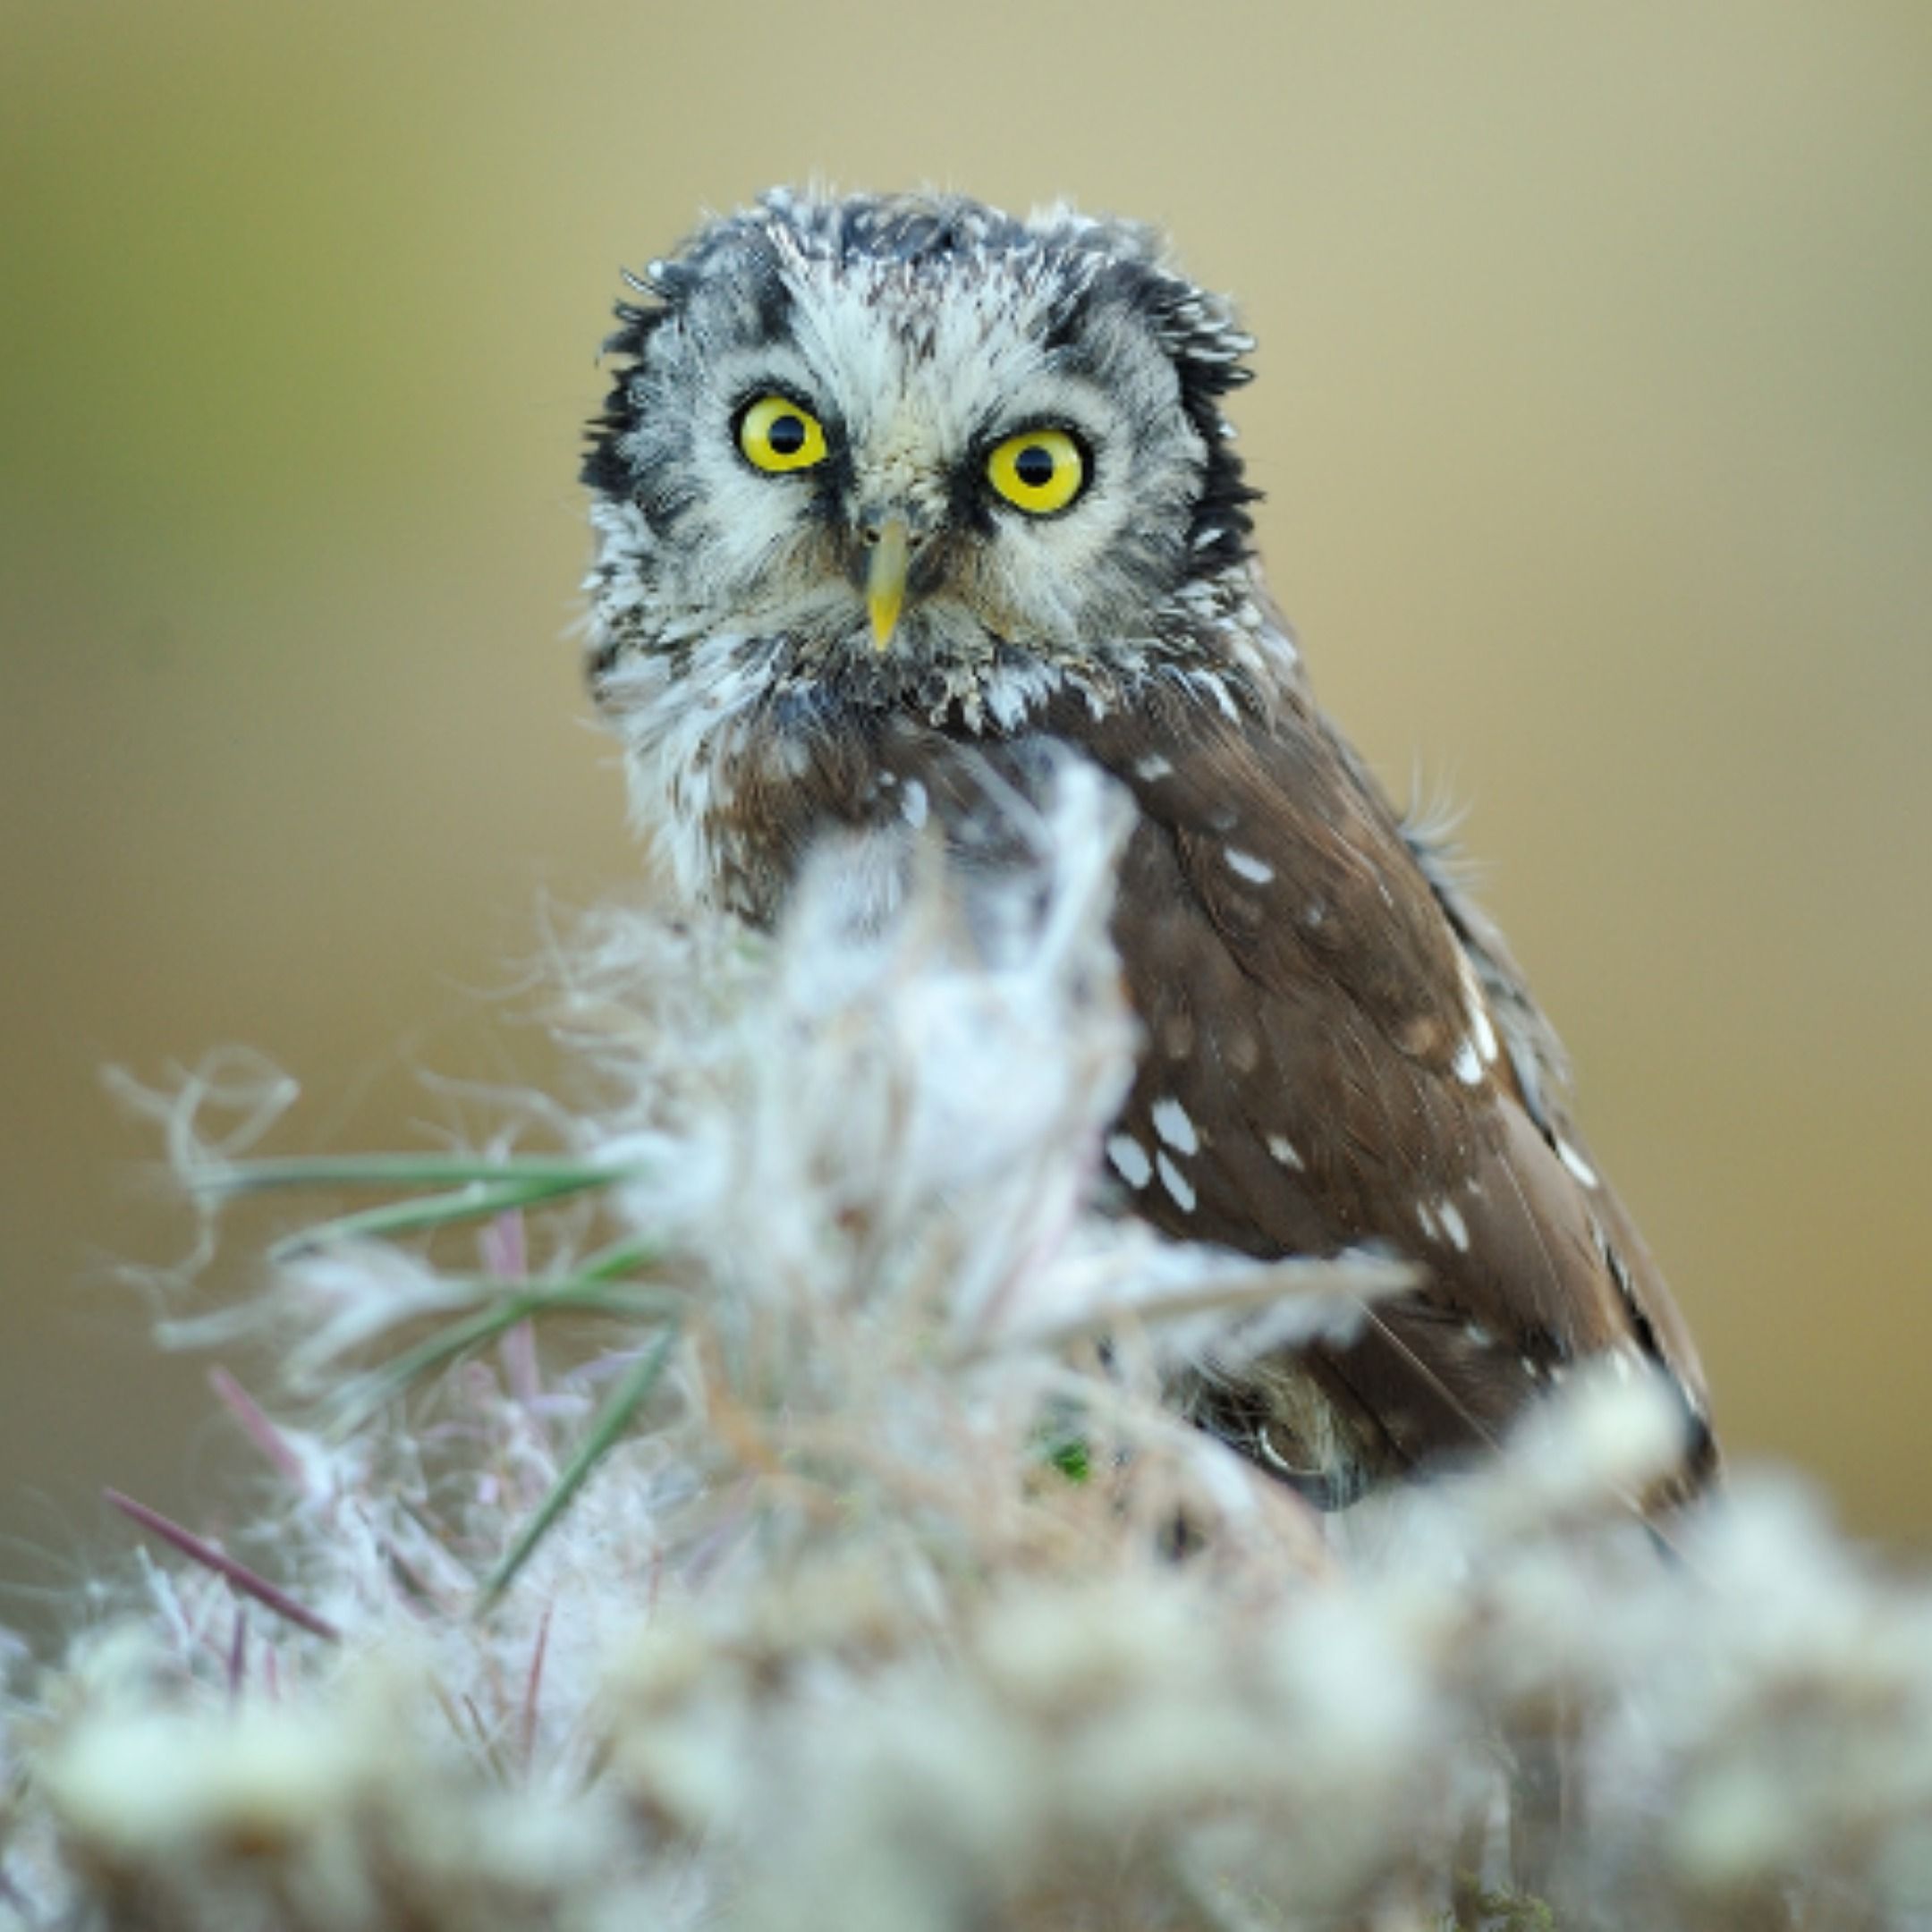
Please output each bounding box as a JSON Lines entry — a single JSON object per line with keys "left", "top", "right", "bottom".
{"left": 581, "top": 188, "right": 1716, "bottom": 1511}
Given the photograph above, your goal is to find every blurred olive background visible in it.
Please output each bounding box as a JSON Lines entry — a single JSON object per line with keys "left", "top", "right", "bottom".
{"left": 4, "top": 3, "right": 1929, "bottom": 1639}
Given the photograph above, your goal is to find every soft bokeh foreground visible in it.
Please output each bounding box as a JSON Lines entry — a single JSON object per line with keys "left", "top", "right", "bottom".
{"left": 4, "top": 780, "right": 1930, "bottom": 1930}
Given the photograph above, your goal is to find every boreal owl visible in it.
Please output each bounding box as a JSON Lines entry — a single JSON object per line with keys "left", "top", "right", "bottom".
{"left": 580, "top": 188, "right": 1716, "bottom": 1510}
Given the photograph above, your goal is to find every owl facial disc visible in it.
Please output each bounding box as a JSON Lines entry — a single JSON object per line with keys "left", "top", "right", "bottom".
{"left": 582, "top": 190, "right": 1262, "bottom": 694}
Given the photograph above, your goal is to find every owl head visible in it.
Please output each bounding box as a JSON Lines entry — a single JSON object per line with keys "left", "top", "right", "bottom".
{"left": 581, "top": 189, "right": 1260, "bottom": 722}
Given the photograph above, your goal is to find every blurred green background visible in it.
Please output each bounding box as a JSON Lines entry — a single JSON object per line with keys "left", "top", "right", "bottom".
{"left": 4, "top": 2, "right": 1928, "bottom": 1636}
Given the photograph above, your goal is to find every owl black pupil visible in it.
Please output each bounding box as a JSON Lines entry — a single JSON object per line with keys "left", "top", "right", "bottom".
{"left": 767, "top": 413, "right": 806, "bottom": 455}
{"left": 1015, "top": 445, "right": 1056, "bottom": 487}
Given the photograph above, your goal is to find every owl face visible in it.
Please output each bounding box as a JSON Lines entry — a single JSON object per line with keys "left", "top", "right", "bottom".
{"left": 584, "top": 191, "right": 1259, "bottom": 705}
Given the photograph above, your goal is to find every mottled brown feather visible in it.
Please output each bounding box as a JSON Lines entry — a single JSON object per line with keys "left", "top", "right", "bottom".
{"left": 1035, "top": 682, "right": 1715, "bottom": 1506}
{"left": 689, "top": 665, "right": 1713, "bottom": 1511}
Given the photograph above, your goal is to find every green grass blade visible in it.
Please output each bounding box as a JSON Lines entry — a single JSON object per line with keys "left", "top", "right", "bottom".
{"left": 270, "top": 1176, "right": 614, "bottom": 1260}
{"left": 185, "top": 1154, "right": 635, "bottom": 1199}
{"left": 329, "top": 1279, "right": 683, "bottom": 1431}
{"left": 478, "top": 1325, "right": 680, "bottom": 1614}
{"left": 574, "top": 1234, "right": 665, "bottom": 1282}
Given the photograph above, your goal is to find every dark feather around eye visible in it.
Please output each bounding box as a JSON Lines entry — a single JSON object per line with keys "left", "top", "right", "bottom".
{"left": 1110, "top": 262, "right": 1263, "bottom": 574}
{"left": 581, "top": 301, "right": 672, "bottom": 498}
{"left": 1174, "top": 359, "right": 1263, "bottom": 576}
{"left": 1035, "top": 260, "right": 1262, "bottom": 574}
{"left": 734, "top": 237, "right": 795, "bottom": 347}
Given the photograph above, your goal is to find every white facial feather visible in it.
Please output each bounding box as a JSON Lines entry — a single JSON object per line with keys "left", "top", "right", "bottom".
{"left": 631, "top": 268, "right": 1200, "bottom": 651}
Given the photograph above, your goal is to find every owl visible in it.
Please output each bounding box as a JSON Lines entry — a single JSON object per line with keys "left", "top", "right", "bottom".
{"left": 580, "top": 188, "right": 1716, "bottom": 1511}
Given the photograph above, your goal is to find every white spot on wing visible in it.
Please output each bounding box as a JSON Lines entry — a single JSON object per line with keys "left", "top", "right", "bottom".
{"left": 1470, "top": 1000, "right": 1499, "bottom": 1064}
{"left": 1415, "top": 1200, "right": 1439, "bottom": 1241}
{"left": 1224, "top": 847, "right": 1275, "bottom": 884}
{"left": 1106, "top": 1134, "right": 1152, "bottom": 1190}
{"left": 1452, "top": 1038, "right": 1485, "bottom": 1086}
{"left": 1266, "top": 1133, "right": 1303, "bottom": 1170}
{"left": 1150, "top": 1097, "right": 1199, "bottom": 1155}
{"left": 1134, "top": 753, "right": 1174, "bottom": 782}
{"left": 901, "top": 778, "right": 928, "bottom": 829}
{"left": 1437, "top": 1201, "right": 1470, "bottom": 1251}
{"left": 1556, "top": 1139, "right": 1600, "bottom": 1188}
{"left": 1156, "top": 1151, "right": 1197, "bottom": 1212}
{"left": 1457, "top": 951, "right": 1501, "bottom": 1064}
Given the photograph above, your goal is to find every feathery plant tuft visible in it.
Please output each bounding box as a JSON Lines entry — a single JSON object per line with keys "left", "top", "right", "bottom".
{"left": 4, "top": 767, "right": 1931, "bottom": 1930}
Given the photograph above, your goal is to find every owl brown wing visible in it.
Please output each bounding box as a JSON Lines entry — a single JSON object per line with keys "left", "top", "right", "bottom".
{"left": 1036, "top": 677, "right": 1716, "bottom": 1507}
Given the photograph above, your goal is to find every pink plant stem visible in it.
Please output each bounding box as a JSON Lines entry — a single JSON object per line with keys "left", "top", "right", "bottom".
{"left": 105, "top": 1489, "right": 340, "bottom": 1642}
{"left": 208, "top": 1367, "right": 311, "bottom": 1495}
{"left": 482, "top": 1207, "right": 529, "bottom": 1280}
{"left": 226, "top": 1608, "right": 248, "bottom": 1704}
{"left": 521, "top": 1603, "right": 554, "bottom": 1768}
{"left": 487, "top": 1208, "right": 547, "bottom": 1419}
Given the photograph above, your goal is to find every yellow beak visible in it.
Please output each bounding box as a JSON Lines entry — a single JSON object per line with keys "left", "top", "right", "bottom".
{"left": 866, "top": 515, "right": 911, "bottom": 651}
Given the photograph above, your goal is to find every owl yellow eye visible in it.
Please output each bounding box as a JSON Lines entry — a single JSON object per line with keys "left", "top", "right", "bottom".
{"left": 738, "top": 394, "right": 828, "bottom": 473}
{"left": 986, "top": 427, "right": 1086, "bottom": 515}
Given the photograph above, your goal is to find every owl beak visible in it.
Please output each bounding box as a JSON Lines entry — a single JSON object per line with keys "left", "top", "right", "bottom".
{"left": 865, "top": 514, "right": 911, "bottom": 650}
